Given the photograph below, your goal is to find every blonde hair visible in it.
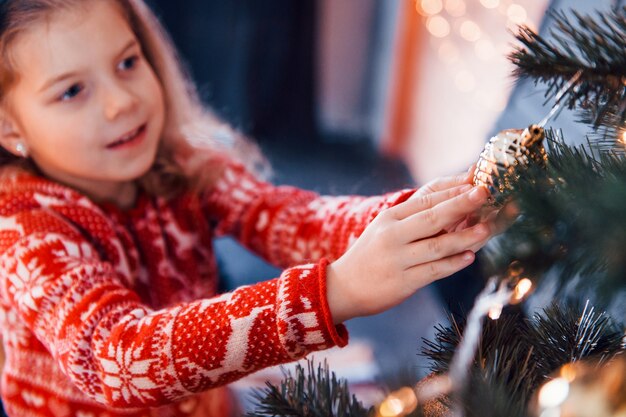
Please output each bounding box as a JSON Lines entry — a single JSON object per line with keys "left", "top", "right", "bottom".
{"left": 0, "top": 0, "right": 266, "bottom": 197}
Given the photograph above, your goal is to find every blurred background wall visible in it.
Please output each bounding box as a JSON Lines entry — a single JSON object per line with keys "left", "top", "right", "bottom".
{"left": 148, "top": 0, "right": 547, "bottom": 182}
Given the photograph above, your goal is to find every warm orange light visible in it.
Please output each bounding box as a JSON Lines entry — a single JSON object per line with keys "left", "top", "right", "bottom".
{"left": 378, "top": 397, "right": 405, "bottom": 417}
{"left": 418, "top": 0, "right": 443, "bottom": 16}
{"left": 377, "top": 387, "right": 418, "bottom": 417}
{"left": 488, "top": 303, "right": 503, "bottom": 320}
{"left": 560, "top": 364, "right": 577, "bottom": 382}
{"left": 511, "top": 278, "right": 532, "bottom": 303}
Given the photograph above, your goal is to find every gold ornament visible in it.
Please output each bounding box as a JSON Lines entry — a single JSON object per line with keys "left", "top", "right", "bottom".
{"left": 531, "top": 357, "right": 626, "bottom": 417}
{"left": 473, "top": 124, "right": 547, "bottom": 201}
{"left": 472, "top": 71, "right": 583, "bottom": 202}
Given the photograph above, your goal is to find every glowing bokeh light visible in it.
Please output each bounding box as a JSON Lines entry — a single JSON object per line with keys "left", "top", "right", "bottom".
{"left": 460, "top": 20, "right": 481, "bottom": 42}
{"left": 512, "top": 278, "right": 532, "bottom": 302}
{"left": 445, "top": 0, "right": 466, "bottom": 17}
{"left": 507, "top": 4, "right": 528, "bottom": 24}
{"left": 559, "top": 364, "right": 577, "bottom": 382}
{"left": 427, "top": 15, "right": 451, "bottom": 38}
{"left": 487, "top": 303, "right": 503, "bottom": 320}
{"left": 420, "top": 0, "right": 443, "bottom": 16}
{"left": 378, "top": 398, "right": 405, "bottom": 417}
{"left": 538, "top": 377, "right": 570, "bottom": 409}
{"left": 377, "top": 387, "right": 418, "bottom": 417}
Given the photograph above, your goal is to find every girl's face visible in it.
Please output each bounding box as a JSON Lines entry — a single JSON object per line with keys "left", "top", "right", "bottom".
{"left": 1, "top": 0, "right": 165, "bottom": 205}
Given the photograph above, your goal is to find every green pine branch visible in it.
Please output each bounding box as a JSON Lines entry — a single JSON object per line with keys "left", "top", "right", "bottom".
{"left": 509, "top": 7, "right": 626, "bottom": 133}
{"left": 484, "top": 131, "right": 626, "bottom": 300}
{"left": 527, "top": 302, "right": 623, "bottom": 380}
{"left": 422, "top": 310, "right": 533, "bottom": 416}
{"left": 246, "top": 360, "right": 372, "bottom": 417}
{"left": 421, "top": 302, "right": 623, "bottom": 417}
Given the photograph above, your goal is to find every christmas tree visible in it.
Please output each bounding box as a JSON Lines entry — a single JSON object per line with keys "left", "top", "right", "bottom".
{"left": 247, "top": 5, "right": 626, "bottom": 417}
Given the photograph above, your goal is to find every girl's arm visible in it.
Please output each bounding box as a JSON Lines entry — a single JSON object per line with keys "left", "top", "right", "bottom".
{"left": 203, "top": 160, "right": 492, "bottom": 325}
{"left": 203, "top": 160, "right": 418, "bottom": 267}
{"left": 0, "top": 209, "right": 346, "bottom": 409}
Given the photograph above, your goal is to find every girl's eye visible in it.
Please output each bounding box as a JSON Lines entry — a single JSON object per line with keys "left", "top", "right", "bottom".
{"left": 118, "top": 55, "right": 140, "bottom": 72}
{"left": 59, "top": 84, "right": 83, "bottom": 102}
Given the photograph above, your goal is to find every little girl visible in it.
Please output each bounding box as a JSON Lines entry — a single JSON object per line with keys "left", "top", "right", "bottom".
{"left": 0, "top": 0, "right": 491, "bottom": 416}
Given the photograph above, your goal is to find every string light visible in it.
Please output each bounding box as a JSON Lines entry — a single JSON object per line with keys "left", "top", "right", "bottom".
{"left": 445, "top": 276, "right": 518, "bottom": 414}
{"left": 538, "top": 377, "right": 570, "bottom": 409}
{"left": 488, "top": 303, "right": 504, "bottom": 320}
{"left": 511, "top": 278, "right": 533, "bottom": 303}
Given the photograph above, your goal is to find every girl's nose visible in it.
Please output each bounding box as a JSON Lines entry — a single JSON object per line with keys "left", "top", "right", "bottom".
{"left": 104, "top": 83, "right": 139, "bottom": 121}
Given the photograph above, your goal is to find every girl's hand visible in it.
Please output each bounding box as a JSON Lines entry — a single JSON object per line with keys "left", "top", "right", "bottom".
{"left": 413, "top": 164, "right": 518, "bottom": 241}
{"left": 411, "top": 165, "right": 479, "bottom": 234}
{"left": 411, "top": 164, "right": 475, "bottom": 199}
{"left": 326, "top": 183, "right": 490, "bottom": 324}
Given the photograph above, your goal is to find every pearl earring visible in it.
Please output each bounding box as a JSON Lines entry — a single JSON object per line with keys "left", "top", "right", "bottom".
{"left": 15, "top": 142, "right": 28, "bottom": 158}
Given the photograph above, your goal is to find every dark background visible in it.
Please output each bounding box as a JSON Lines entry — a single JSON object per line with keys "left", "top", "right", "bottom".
{"left": 147, "top": 1, "right": 319, "bottom": 140}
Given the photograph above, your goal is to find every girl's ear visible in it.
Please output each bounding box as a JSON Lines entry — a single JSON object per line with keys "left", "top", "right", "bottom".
{"left": 0, "top": 110, "right": 28, "bottom": 158}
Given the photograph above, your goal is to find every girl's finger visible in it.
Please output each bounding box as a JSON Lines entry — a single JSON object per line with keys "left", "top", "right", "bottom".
{"left": 468, "top": 237, "right": 490, "bottom": 253}
{"left": 403, "top": 251, "right": 475, "bottom": 288}
{"left": 401, "top": 223, "right": 489, "bottom": 269}
{"left": 400, "top": 186, "right": 490, "bottom": 242}
{"left": 390, "top": 184, "right": 472, "bottom": 220}
{"left": 414, "top": 167, "right": 474, "bottom": 197}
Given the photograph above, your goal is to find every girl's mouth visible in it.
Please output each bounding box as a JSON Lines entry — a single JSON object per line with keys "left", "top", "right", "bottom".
{"left": 107, "top": 124, "right": 147, "bottom": 149}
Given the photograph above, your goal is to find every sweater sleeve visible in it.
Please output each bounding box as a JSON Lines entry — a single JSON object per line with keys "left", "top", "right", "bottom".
{"left": 0, "top": 207, "right": 347, "bottom": 409}
{"left": 203, "top": 161, "right": 416, "bottom": 268}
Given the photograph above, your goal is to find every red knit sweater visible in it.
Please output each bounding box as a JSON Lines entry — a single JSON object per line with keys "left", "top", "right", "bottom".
{"left": 0, "top": 160, "right": 413, "bottom": 416}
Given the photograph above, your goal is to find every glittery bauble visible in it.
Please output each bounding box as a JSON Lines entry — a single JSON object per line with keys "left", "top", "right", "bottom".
{"left": 473, "top": 124, "right": 547, "bottom": 202}
{"left": 415, "top": 374, "right": 452, "bottom": 417}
